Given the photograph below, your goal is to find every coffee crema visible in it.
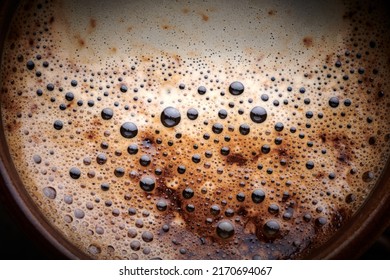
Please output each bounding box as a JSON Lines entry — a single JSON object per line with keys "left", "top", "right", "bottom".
{"left": 1, "top": 0, "right": 390, "bottom": 259}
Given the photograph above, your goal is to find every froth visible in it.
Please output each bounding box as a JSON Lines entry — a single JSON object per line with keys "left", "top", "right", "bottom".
{"left": 1, "top": 0, "right": 390, "bottom": 259}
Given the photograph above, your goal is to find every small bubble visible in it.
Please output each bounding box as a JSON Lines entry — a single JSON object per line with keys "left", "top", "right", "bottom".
{"left": 140, "top": 176, "right": 155, "bottom": 192}
{"left": 274, "top": 122, "right": 284, "bottom": 131}
{"left": 64, "top": 195, "right": 73, "bottom": 204}
{"left": 192, "top": 154, "right": 201, "bottom": 163}
{"left": 128, "top": 208, "right": 137, "bottom": 216}
{"left": 303, "top": 213, "right": 312, "bottom": 222}
{"left": 229, "top": 81, "right": 244, "bottom": 95}
{"left": 128, "top": 229, "right": 137, "bottom": 238}
{"left": 130, "top": 240, "right": 141, "bottom": 251}
{"left": 261, "top": 144, "right": 270, "bottom": 154}
{"left": 249, "top": 107, "right": 267, "bottom": 126}
{"left": 225, "top": 208, "right": 234, "bottom": 217}
{"left": 74, "top": 209, "right": 85, "bottom": 219}
{"left": 100, "top": 182, "right": 110, "bottom": 191}
{"left": 274, "top": 137, "right": 282, "bottom": 145}
{"left": 53, "top": 120, "right": 63, "bottom": 130}
{"left": 187, "top": 108, "right": 198, "bottom": 120}
{"left": 141, "top": 231, "right": 154, "bottom": 242}
{"left": 177, "top": 165, "right": 186, "bottom": 174}
{"left": 239, "top": 124, "right": 250, "bottom": 135}
{"left": 328, "top": 97, "right": 339, "bottom": 108}
{"left": 306, "top": 161, "right": 315, "bottom": 170}
{"left": 88, "top": 244, "right": 101, "bottom": 255}
{"left": 162, "top": 224, "right": 170, "bottom": 232}
{"left": 198, "top": 86, "right": 207, "bottom": 95}
{"left": 33, "top": 155, "right": 42, "bottom": 164}
{"left": 315, "top": 217, "right": 327, "bottom": 227}
{"left": 101, "top": 108, "right": 114, "bottom": 120}
{"left": 87, "top": 100, "right": 96, "bottom": 107}
{"left": 135, "top": 219, "right": 143, "bottom": 228}
{"left": 218, "top": 109, "right": 228, "bottom": 119}
{"left": 26, "top": 60, "right": 35, "bottom": 70}
{"left": 182, "top": 188, "right": 194, "bottom": 199}
{"left": 220, "top": 147, "right": 230, "bottom": 156}
{"left": 120, "top": 85, "right": 128, "bottom": 93}
{"left": 95, "top": 226, "right": 104, "bottom": 235}
{"left": 345, "top": 194, "right": 356, "bottom": 204}
{"left": 251, "top": 189, "right": 265, "bottom": 203}
{"left": 283, "top": 212, "right": 292, "bottom": 220}
{"left": 261, "top": 94, "right": 269, "bottom": 101}
{"left": 43, "top": 187, "right": 56, "bottom": 199}
{"left": 179, "top": 248, "right": 187, "bottom": 254}
{"left": 186, "top": 204, "right": 195, "bottom": 212}
{"left": 120, "top": 122, "right": 138, "bottom": 138}
{"left": 47, "top": 83, "right": 54, "bottom": 91}
{"left": 161, "top": 107, "right": 181, "bottom": 127}
{"left": 362, "top": 171, "right": 374, "bottom": 182}
{"left": 156, "top": 200, "right": 167, "bottom": 211}
{"left": 143, "top": 247, "right": 151, "bottom": 255}
{"left": 216, "top": 220, "right": 235, "bottom": 239}
{"left": 268, "top": 204, "right": 279, "bottom": 214}
{"left": 127, "top": 144, "right": 139, "bottom": 155}
{"left": 344, "top": 99, "right": 352, "bottom": 106}
{"left": 114, "top": 167, "right": 125, "bottom": 177}
{"left": 64, "top": 214, "right": 73, "bottom": 223}
{"left": 139, "top": 155, "right": 151, "bottom": 166}
{"left": 96, "top": 153, "right": 107, "bottom": 165}
{"left": 210, "top": 205, "right": 221, "bottom": 215}
{"left": 69, "top": 167, "right": 81, "bottom": 179}
{"left": 212, "top": 123, "right": 223, "bottom": 134}
{"left": 236, "top": 192, "right": 245, "bottom": 202}
{"left": 305, "top": 111, "right": 313, "bottom": 119}
{"left": 65, "top": 92, "right": 74, "bottom": 101}
{"left": 263, "top": 220, "right": 280, "bottom": 238}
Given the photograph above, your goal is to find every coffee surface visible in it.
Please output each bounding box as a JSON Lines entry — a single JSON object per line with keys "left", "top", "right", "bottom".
{"left": 1, "top": 0, "right": 390, "bottom": 259}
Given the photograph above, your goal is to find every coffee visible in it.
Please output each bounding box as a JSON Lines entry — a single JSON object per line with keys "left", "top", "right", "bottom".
{"left": 1, "top": 0, "right": 390, "bottom": 259}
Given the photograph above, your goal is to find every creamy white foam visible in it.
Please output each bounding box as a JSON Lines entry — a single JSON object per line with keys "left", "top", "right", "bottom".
{"left": 1, "top": 0, "right": 390, "bottom": 259}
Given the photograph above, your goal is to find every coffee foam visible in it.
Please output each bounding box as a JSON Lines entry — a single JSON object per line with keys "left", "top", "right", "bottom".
{"left": 1, "top": 0, "right": 390, "bottom": 259}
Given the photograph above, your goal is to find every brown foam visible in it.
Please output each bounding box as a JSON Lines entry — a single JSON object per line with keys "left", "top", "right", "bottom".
{"left": 1, "top": 0, "right": 390, "bottom": 259}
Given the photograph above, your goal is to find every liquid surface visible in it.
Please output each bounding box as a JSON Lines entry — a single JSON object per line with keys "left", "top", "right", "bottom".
{"left": 1, "top": 0, "right": 390, "bottom": 259}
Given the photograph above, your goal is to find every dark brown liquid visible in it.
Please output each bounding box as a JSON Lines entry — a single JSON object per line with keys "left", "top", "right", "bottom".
{"left": 1, "top": 0, "right": 390, "bottom": 259}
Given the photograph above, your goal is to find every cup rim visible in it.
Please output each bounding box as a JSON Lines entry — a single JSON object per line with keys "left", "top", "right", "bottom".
{"left": 0, "top": 0, "right": 87, "bottom": 260}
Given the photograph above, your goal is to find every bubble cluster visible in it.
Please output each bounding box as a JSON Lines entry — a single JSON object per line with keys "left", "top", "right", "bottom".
{"left": 1, "top": 0, "right": 390, "bottom": 260}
